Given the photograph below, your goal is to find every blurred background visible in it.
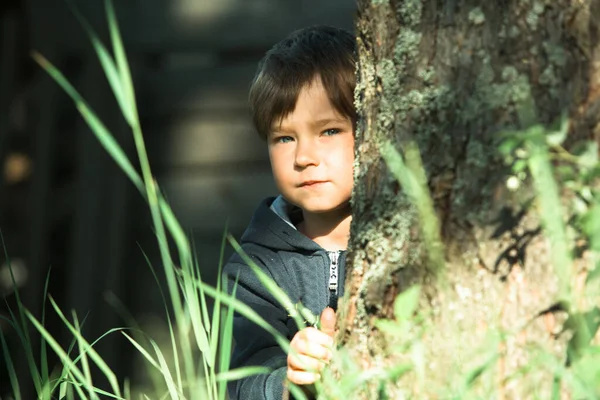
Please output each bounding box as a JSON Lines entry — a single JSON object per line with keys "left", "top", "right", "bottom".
{"left": 0, "top": 0, "right": 355, "bottom": 396}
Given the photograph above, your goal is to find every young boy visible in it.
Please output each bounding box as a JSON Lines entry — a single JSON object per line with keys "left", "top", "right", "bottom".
{"left": 223, "top": 25, "right": 357, "bottom": 400}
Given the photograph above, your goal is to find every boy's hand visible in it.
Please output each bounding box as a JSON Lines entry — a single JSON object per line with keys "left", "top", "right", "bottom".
{"left": 287, "top": 307, "right": 336, "bottom": 385}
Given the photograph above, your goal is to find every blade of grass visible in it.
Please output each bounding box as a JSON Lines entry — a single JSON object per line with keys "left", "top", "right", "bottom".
{"left": 189, "top": 238, "right": 217, "bottom": 400}
{"left": 47, "top": 297, "right": 121, "bottom": 397}
{"left": 121, "top": 331, "right": 161, "bottom": 371}
{"left": 103, "top": 0, "right": 186, "bottom": 344}
{"left": 138, "top": 245, "right": 183, "bottom": 393}
{"left": 0, "top": 325, "right": 21, "bottom": 399}
{"left": 0, "top": 304, "right": 43, "bottom": 394}
{"left": 40, "top": 266, "right": 52, "bottom": 399}
{"left": 148, "top": 335, "right": 184, "bottom": 399}
{"left": 197, "top": 281, "right": 291, "bottom": 354}
{"left": 194, "top": 240, "right": 212, "bottom": 335}
{"left": 66, "top": 370, "right": 90, "bottom": 400}
{"left": 124, "top": 378, "right": 131, "bottom": 400}
{"left": 381, "top": 141, "right": 446, "bottom": 284}
{"left": 211, "top": 226, "right": 228, "bottom": 364}
{"left": 31, "top": 52, "right": 144, "bottom": 194}
{"left": 104, "top": 292, "right": 168, "bottom": 393}
{"left": 188, "top": 242, "right": 211, "bottom": 357}
{"left": 52, "top": 313, "right": 92, "bottom": 396}
{"left": 61, "top": 375, "right": 128, "bottom": 399}
{"left": 123, "top": 328, "right": 186, "bottom": 400}
{"left": 213, "top": 226, "right": 229, "bottom": 400}
{"left": 25, "top": 309, "right": 96, "bottom": 399}
{"left": 66, "top": 2, "right": 134, "bottom": 125}
{"left": 526, "top": 127, "right": 572, "bottom": 302}
{"left": 36, "top": 2, "right": 207, "bottom": 392}
{"left": 60, "top": 379, "right": 68, "bottom": 399}
{"left": 105, "top": 0, "right": 137, "bottom": 122}
{"left": 32, "top": 54, "right": 191, "bottom": 263}
{"left": 72, "top": 311, "right": 94, "bottom": 398}
{"left": 0, "top": 230, "right": 42, "bottom": 394}
{"left": 218, "top": 277, "right": 237, "bottom": 400}
{"left": 184, "top": 242, "right": 213, "bottom": 396}
{"left": 106, "top": 4, "right": 197, "bottom": 388}
{"left": 227, "top": 235, "right": 309, "bottom": 329}
{"left": 287, "top": 383, "right": 309, "bottom": 400}
{"left": 215, "top": 366, "right": 272, "bottom": 382}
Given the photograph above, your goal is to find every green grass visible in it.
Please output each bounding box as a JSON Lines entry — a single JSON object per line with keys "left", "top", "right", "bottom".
{"left": 1, "top": 0, "right": 600, "bottom": 398}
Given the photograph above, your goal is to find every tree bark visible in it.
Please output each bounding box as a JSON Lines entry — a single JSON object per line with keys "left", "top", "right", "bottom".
{"left": 336, "top": 0, "right": 600, "bottom": 398}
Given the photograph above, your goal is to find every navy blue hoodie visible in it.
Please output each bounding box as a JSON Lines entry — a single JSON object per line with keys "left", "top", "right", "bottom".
{"left": 223, "top": 196, "right": 346, "bottom": 400}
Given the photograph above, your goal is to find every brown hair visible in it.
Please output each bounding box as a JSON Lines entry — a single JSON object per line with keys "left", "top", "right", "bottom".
{"left": 249, "top": 25, "right": 357, "bottom": 139}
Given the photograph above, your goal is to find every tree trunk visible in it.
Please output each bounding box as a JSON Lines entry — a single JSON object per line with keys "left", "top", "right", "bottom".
{"left": 336, "top": 0, "right": 600, "bottom": 398}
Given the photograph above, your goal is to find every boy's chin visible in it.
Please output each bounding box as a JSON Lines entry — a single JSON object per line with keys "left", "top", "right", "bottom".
{"left": 296, "top": 199, "right": 351, "bottom": 215}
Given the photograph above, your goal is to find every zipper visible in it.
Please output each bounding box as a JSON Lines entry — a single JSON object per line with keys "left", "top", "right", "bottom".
{"left": 327, "top": 250, "right": 340, "bottom": 295}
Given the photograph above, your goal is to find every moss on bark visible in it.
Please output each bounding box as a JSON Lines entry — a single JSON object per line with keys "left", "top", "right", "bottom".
{"left": 335, "top": 0, "right": 600, "bottom": 397}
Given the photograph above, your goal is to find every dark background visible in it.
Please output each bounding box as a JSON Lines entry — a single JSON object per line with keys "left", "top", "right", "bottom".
{"left": 0, "top": 0, "right": 355, "bottom": 396}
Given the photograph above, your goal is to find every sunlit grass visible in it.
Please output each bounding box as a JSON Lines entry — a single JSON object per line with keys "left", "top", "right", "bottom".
{"left": 1, "top": 0, "right": 599, "bottom": 398}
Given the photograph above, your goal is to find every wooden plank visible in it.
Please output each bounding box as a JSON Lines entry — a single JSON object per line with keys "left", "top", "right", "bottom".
{"left": 138, "top": 63, "right": 256, "bottom": 117}
{"left": 0, "top": 11, "right": 18, "bottom": 190}
{"left": 158, "top": 171, "right": 277, "bottom": 233}
{"left": 26, "top": 0, "right": 356, "bottom": 54}
{"left": 145, "top": 115, "right": 267, "bottom": 169}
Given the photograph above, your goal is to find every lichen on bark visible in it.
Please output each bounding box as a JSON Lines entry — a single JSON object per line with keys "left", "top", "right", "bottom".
{"left": 335, "top": 0, "right": 600, "bottom": 397}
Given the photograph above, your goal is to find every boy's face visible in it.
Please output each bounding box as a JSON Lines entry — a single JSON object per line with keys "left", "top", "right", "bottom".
{"left": 267, "top": 76, "right": 354, "bottom": 215}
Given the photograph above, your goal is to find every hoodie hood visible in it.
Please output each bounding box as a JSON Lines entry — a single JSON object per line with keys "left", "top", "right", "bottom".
{"left": 239, "top": 196, "right": 322, "bottom": 253}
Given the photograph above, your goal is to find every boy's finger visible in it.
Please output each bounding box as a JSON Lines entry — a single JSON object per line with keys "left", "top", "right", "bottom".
{"left": 287, "top": 369, "right": 320, "bottom": 386}
{"left": 294, "top": 339, "right": 333, "bottom": 361}
{"left": 296, "top": 327, "right": 333, "bottom": 346}
{"left": 319, "top": 307, "right": 336, "bottom": 338}
{"left": 288, "top": 353, "right": 328, "bottom": 372}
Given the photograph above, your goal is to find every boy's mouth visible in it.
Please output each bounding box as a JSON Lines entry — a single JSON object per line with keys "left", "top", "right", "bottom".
{"left": 298, "top": 180, "right": 328, "bottom": 188}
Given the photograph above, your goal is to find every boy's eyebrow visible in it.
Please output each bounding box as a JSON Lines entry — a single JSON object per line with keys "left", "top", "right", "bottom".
{"left": 272, "top": 117, "right": 349, "bottom": 133}
{"left": 310, "top": 117, "right": 349, "bottom": 128}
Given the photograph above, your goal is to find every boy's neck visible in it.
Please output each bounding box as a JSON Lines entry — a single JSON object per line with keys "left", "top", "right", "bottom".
{"left": 297, "top": 204, "right": 352, "bottom": 251}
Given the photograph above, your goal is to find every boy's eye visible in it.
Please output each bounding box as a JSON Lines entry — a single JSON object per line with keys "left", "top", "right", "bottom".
{"left": 275, "top": 136, "right": 294, "bottom": 144}
{"left": 322, "top": 128, "right": 341, "bottom": 136}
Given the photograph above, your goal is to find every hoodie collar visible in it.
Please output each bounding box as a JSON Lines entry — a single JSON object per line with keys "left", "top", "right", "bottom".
{"left": 240, "top": 196, "right": 322, "bottom": 253}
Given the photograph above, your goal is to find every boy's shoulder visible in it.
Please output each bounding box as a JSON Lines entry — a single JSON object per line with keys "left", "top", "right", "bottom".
{"left": 224, "top": 196, "right": 321, "bottom": 270}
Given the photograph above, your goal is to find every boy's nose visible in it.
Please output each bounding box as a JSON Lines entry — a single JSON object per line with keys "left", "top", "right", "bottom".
{"left": 294, "top": 140, "right": 320, "bottom": 168}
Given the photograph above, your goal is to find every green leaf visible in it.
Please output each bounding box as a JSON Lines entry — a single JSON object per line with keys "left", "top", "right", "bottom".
{"left": 375, "top": 319, "right": 404, "bottom": 336}
{"left": 394, "top": 285, "right": 421, "bottom": 321}
{"left": 384, "top": 363, "right": 413, "bottom": 381}
{"left": 577, "top": 142, "right": 599, "bottom": 169}
{"left": 513, "top": 159, "right": 528, "bottom": 173}
{"left": 498, "top": 136, "right": 521, "bottom": 156}
{"left": 545, "top": 116, "right": 569, "bottom": 147}
{"left": 555, "top": 164, "right": 576, "bottom": 180}
{"left": 570, "top": 349, "right": 600, "bottom": 398}
{"left": 587, "top": 262, "right": 600, "bottom": 284}
{"left": 581, "top": 204, "right": 600, "bottom": 251}
{"left": 566, "top": 307, "right": 600, "bottom": 364}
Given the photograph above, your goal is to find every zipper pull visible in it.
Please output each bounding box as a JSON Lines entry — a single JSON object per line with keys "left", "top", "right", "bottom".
{"left": 328, "top": 251, "right": 339, "bottom": 294}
